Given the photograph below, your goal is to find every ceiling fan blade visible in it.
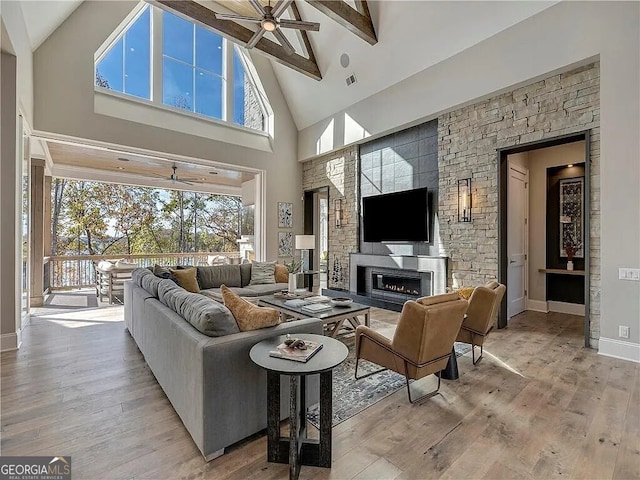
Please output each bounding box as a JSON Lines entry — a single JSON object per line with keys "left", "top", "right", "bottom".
{"left": 247, "top": 28, "right": 266, "bottom": 49}
{"left": 273, "top": 28, "right": 295, "bottom": 55}
{"left": 215, "top": 13, "right": 262, "bottom": 23}
{"left": 248, "top": 0, "right": 266, "bottom": 15}
{"left": 278, "top": 19, "right": 320, "bottom": 31}
{"left": 272, "top": 0, "right": 294, "bottom": 18}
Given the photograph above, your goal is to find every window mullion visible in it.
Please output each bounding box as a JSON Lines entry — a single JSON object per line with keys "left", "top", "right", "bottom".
{"left": 192, "top": 25, "right": 197, "bottom": 112}
{"left": 152, "top": 7, "right": 163, "bottom": 104}
{"left": 224, "top": 40, "right": 233, "bottom": 123}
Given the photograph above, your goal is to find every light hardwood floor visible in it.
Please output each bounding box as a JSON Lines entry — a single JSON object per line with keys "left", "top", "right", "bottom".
{"left": 1, "top": 292, "right": 638, "bottom": 479}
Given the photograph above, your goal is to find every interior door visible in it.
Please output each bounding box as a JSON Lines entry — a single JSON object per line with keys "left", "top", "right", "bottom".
{"left": 507, "top": 163, "right": 528, "bottom": 318}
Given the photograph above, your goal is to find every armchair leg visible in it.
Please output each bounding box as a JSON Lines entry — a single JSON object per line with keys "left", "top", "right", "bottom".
{"left": 472, "top": 344, "right": 483, "bottom": 365}
{"left": 354, "top": 357, "right": 388, "bottom": 380}
{"left": 405, "top": 369, "right": 441, "bottom": 404}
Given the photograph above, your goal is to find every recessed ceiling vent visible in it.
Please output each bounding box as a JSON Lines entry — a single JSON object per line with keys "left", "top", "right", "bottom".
{"left": 346, "top": 74, "right": 357, "bottom": 86}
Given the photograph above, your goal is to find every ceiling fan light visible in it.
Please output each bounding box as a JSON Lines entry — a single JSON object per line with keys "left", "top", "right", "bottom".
{"left": 262, "top": 19, "right": 277, "bottom": 31}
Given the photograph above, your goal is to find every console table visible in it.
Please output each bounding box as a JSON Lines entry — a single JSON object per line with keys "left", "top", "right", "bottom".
{"left": 249, "top": 334, "right": 348, "bottom": 480}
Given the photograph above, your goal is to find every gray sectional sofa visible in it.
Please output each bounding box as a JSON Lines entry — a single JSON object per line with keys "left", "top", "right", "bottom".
{"left": 124, "top": 267, "right": 323, "bottom": 461}
{"left": 196, "top": 263, "right": 288, "bottom": 302}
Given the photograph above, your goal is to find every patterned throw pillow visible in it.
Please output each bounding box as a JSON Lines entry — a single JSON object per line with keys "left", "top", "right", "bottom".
{"left": 221, "top": 284, "right": 280, "bottom": 331}
{"left": 249, "top": 261, "right": 276, "bottom": 285}
{"left": 169, "top": 267, "right": 200, "bottom": 293}
{"left": 455, "top": 287, "right": 475, "bottom": 300}
{"left": 274, "top": 264, "right": 289, "bottom": 283}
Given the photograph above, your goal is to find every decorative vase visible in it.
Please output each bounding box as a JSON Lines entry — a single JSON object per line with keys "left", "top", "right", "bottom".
{"left": 567, "top": 260, "right": 574, "bottom": 271}
{"left": 288, "top": 273, "right": 298, "bottom": 293}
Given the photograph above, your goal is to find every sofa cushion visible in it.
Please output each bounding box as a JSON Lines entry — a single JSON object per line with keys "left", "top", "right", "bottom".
{"left": 274, "top": 264, "right": 289, "bottom": 283}
{"left": 239, "top": 263, "right": 252, "bottom": 287}
{"left": 140, "top": 272, "right": 164, "bottom": 297}
{"left": 160, "top": 284, "right": 239, "bottom": 337}
{"left": 170, "top": 267, "right": 200, "bottom": 293}
{"left": 244, "top": 283, "right": 289, "bottom": 296}
{"left": 197, "top": 265, "right": 242, "bottom": 289}
{"left": 158, "top": 278, "right": 181, "bottom": 301}
{"left": 249, "top": 261, "right": 276, "bottom": 285}
{"left": 132, "top": 267, "right": 154, "bottom": 286}
{"left": 221, "top": 285, "right": 280, "bottom": 332}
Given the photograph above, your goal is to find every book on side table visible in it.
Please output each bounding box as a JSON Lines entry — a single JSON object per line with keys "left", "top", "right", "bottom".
{"left": 269, "top": 340, "right": 324, "bottom": 363}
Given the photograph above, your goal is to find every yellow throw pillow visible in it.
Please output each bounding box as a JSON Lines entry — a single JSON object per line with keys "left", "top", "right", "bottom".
{"left": 274, "top": 264, "right": 289, "bottom": 283}
{"left": 170, "top": 267, "right": 200, "bottom": 293}
{"left": 455, "top": 287, "right": 475, "bottom": 300}
{"left": 221, "top": 284, "right": 281, "bottom": 331}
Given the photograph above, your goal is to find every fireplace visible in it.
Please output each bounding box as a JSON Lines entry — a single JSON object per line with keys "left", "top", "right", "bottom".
{"left": 372, "top": 273, "right": 421, "bottom": 297}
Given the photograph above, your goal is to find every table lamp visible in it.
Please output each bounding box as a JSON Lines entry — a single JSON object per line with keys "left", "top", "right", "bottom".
{"left": 295, "top": 235, "right": 315, "bottom": 272}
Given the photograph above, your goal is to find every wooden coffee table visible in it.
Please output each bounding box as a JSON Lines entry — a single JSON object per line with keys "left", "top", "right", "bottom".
{"left": 258, "top": 296, "right": 370, "bottom": 338}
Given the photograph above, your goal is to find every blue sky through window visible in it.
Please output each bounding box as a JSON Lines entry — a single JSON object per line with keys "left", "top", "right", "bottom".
{"left": 96, "top": 6, "right": 150, "bottom": 99}
{"left": 162, "top": 11, "right": 224, "bottom": 119}
{"left": 96, "top": 6, "right": 266, "bottom": 131}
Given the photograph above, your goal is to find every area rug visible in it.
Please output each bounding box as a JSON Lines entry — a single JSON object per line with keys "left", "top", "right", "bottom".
{"left": 306, "top": 321, "right": 471, "bottom": 428}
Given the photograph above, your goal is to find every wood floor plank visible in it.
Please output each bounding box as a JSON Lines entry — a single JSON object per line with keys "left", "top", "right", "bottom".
{"left": 1, "top": 293, "right": 638, "bottom": 479}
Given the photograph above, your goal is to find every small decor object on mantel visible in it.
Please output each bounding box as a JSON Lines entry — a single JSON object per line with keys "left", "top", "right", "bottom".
{"left": 565, "top": 244, "right": 580, "bottom": 271}
{"left": 278, "top": 202, "right": 293, "bottom": 228}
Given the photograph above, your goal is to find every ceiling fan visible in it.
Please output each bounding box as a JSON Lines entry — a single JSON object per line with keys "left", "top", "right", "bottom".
{"left": 151, "top": 165, "right": 205, "bottom": 186}
{"left": 214, "top": 0, "right": 319, "bottom": 55}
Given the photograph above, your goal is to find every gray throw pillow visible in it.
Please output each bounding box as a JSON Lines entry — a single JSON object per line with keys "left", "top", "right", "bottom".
{"left": 239, "top": 263, "right": 252, "bottom": 287}
{"left": 196, "top": 265, "right": 242, "bottom": 289}
{"left": 249, "top": 261, "right": 276, "bottom": 285}
{"left": 159, "top": 285, "right": 239, "bottom": 337}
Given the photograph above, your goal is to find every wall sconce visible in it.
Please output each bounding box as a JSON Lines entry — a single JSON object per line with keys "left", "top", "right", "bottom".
{"left": 334, "top": 198, "right": 344, "bottom": 228}
{"left": 458, "top": 178, "right": 472, "bottom": 222}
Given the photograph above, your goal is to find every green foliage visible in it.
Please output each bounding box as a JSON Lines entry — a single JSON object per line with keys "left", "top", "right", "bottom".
{"left": 51, "top": 179, "right": 248, "bottom": 256}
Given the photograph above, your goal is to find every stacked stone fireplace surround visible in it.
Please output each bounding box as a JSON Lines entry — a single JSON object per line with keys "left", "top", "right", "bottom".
{"left": 302, "top": 62, "right": 600, "bottom": 345}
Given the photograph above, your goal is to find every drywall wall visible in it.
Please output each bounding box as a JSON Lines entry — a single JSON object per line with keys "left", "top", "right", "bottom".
{"left": 0, "top": 1, "right": 33, "bottom": 124}
{"left": 0, "top": 51, "right": 19, "bottom": 349}
{"left": 33, "top": 1, "right": 302, "bottom": 262}
{"left": 527, "top": 142, "right": 586, "bottom": 302}
{"left": 298, "top": 1, "right": 640, "bottom": 359}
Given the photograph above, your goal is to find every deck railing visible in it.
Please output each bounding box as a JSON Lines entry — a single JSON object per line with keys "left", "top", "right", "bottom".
{"left": 47, "top": 252, "right": 241, "bottom": 290}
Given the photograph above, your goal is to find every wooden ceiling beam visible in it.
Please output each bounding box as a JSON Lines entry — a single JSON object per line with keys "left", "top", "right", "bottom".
{"left": 149, "top": 0, "right": 322, "bottom": 81}
{"left": 305, "top": 0, "right": 377, "bottom": 45}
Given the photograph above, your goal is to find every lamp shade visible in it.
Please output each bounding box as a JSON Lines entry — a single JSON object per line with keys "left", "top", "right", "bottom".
{"left": 295, "top": 235, "right": 315, "bottom": 250}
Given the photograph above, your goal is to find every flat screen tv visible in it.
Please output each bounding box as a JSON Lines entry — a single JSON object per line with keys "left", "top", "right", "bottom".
{"left": 362, "top": 187, "right": 429, "bottom": 242}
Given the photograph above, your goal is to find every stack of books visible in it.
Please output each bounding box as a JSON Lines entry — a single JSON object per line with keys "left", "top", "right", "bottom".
{"left": 269, "top": 339, "right": 323, "bottom": 363}
{"left": 300, "top": 302, "right": 333, "bottom": 314}
{"left": 283, "top": 299, "right": 307, "bottom": 308}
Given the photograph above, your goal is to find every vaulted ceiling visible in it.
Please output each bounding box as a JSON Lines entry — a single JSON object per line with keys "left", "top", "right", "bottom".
{"left": 19, "top": 0, "right": 557, "bottom": 129}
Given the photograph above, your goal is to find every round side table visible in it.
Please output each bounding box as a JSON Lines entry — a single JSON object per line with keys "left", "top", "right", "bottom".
{"left": 250, "top": 333, "right": 348, "bottom": 480}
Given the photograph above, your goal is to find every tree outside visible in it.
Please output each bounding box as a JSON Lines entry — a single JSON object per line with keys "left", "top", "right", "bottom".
{"left": 51, "top": 178, "right": 248, "bottom": 256}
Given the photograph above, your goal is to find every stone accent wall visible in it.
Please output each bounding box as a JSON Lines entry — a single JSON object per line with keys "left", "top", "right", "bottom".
{"left": 437, "top": 62, "right": 600, "bottom": 345}
{"left": 243, "top": 76, "right": 264, "bottom": 131}
{"left": 302, "top": 147, "right": 358, "bottom": 290}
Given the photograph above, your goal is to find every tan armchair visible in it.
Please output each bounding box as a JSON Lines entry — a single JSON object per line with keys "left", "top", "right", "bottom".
{"left": 456, "top": 281, "right": 506, "bottom": 365}
{"left": 355, "top": 293, "right": 468, "bottom": 403}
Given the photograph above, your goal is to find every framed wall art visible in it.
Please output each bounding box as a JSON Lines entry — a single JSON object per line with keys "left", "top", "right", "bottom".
{"left": 559, "top": 177, "right": 584, "bottom": 258}
{"left": 278, "top": 231, "right": 293, "bottom": 257}
{"left": 278, "top": 202, "right": 293, "bottom": 228}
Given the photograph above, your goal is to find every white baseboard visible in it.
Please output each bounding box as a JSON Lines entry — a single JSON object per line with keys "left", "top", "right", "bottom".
{"left": 526, "top": 299, "right": 549, "bottom": 313}
{"left": 548, "top": 301, "right": 585, "bottom": 316}
{"left": 598, "top": 337, "right": 640, "bottom": 363}
{"left": 1, "top": 331, "right": 22, "bottom": 352}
